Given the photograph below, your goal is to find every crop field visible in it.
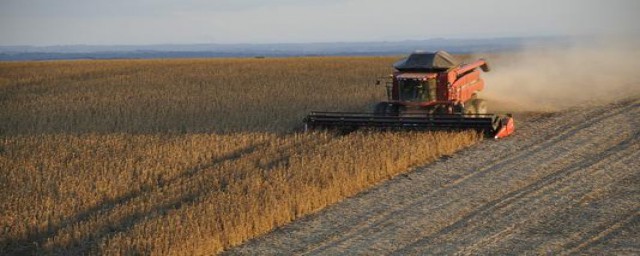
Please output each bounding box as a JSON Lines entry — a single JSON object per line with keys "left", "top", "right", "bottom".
{"left": 229, "top": 98, "right": 640, "bottom": 255}
{"left": 0, "top": 57, "right": 480, "bottom": 254}
{"left": 227, "top": 46, "right": 640, "bottom": 255}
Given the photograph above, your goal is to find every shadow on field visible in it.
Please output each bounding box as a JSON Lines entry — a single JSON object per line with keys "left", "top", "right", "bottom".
{"left": 4, "top": 141, "right": 267, "bottom": 255}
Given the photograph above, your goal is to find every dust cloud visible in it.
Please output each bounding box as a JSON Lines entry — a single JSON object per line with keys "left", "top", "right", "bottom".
{"left": 478, "top": 39, "right": 640, "bottom": 113}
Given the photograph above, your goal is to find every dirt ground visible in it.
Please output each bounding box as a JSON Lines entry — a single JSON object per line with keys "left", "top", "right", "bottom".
{"left": 226, "top": 97, "right": 640, "bottom": 255}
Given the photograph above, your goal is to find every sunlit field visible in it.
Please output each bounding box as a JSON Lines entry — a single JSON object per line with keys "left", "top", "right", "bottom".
{"left": 0, "top": 57, "right": 479, "bottom": 254}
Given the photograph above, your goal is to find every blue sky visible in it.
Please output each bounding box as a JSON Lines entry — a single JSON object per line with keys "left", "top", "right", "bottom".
{"left": 1, "top": 0, "right": 638, "bottom": 46}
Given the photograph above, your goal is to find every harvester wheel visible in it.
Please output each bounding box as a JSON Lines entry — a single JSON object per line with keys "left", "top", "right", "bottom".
{"left": 464, "top": 99, "right": 488, "bottom": 115}
{"left": 374, "top": 102, "right": 399, "bottom": 116}
{"left": 474, "top": 99, "right": 488, "bottom": 114}
{"left": 374, "top": 102, "right": 388, "bottom": 115}
{"left": 454, "top": 103, "right": 466, "bottom": 114}
{"left": 463, "top": 102, "right": 477, "bottom": 115}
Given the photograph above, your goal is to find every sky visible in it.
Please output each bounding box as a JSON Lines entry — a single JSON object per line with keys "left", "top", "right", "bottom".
{"left": 1, "top": 0, "right": 639, "bottom": 46}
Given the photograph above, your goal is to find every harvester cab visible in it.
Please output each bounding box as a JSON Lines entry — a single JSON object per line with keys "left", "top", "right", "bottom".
{"left": 304, "top": 50, "right": 515, "bottom": 139}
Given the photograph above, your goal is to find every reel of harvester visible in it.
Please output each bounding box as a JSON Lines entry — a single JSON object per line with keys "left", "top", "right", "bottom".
{"left": 304, "top": 112, "right": 514, "bottom": 139}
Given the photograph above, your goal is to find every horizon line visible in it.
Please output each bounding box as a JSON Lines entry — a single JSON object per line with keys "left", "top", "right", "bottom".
{"left": 0, "top": 34, "right": 595, "bottom": 48}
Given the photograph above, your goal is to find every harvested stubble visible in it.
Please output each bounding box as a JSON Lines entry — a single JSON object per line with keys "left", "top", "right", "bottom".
{"left": 0, "top": 58, "right": 480, "bottom": 255}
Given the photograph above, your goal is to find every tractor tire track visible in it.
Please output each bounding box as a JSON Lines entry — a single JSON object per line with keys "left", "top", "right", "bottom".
{"left": 575, "top": 208, "right": 640, "bottom": 255}
{"left": 562, "top": 210, "right": 640, "bottom": 255}
{"left": 225, "top": 98, "right": 640, "bottom": 255}
{"left": 394, "top": 134, "right": 639, "bottom": 255}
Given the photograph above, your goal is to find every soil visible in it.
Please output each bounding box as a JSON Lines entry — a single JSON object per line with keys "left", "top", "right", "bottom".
{"left": 225, "top": 97, "right": 640, "bottom": 255}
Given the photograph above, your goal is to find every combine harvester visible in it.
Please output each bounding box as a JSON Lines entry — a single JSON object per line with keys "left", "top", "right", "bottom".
{"left": 304, "top": 51, "right": 514, "bottom": 139}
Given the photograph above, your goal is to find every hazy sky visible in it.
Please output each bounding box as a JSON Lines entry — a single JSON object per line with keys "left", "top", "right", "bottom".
{"left": 1, "top": 0, "right": 639, "bottom": 46}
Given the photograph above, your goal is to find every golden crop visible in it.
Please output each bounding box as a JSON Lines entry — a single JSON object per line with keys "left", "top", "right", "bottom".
{"left": 0, "top": 57, "right": 479, "bottom": 255}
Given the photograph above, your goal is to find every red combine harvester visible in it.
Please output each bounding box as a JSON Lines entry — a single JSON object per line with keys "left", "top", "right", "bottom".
{"left": 304, "top": 50, "right": 515, "bottom": 139}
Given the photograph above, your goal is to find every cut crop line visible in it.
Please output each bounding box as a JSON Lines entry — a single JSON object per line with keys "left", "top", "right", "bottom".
{"left": 299, "top": 101, "right": 639, "bottom": 255}
{"left": 304, "top": 100, "right": 640, "bottom": 254}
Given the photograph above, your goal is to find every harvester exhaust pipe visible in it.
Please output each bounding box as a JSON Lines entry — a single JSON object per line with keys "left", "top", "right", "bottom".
{"left": 480, "top": 59, "right": 491, "bottom": 72}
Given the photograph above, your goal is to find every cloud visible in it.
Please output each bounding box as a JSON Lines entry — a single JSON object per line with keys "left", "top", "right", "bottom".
{"left": 0, "top": 0, "right": 638, "bottom": 45}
